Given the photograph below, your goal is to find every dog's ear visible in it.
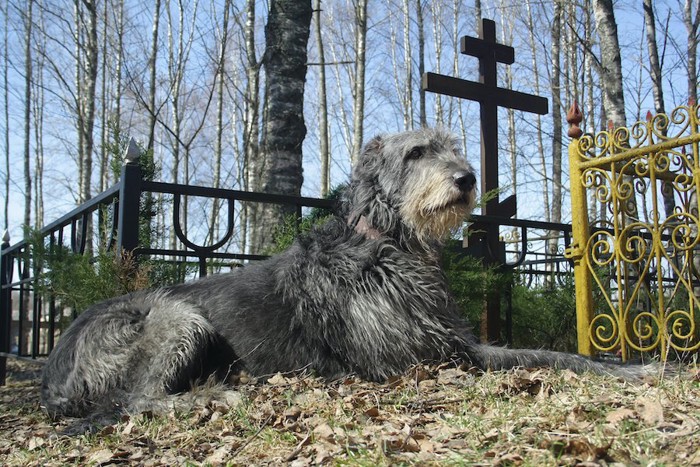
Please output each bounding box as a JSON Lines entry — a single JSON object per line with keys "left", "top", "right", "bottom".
{"left": 359, "top": 136, "right": 383, "bottom": 167}
{"left": 346, "top": 135, "right": 399, "bottom": 234}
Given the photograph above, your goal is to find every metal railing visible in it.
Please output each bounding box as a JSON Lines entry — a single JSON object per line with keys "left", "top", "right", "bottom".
{"left": 0, "top": 146, "right": 335, "bottom": 384}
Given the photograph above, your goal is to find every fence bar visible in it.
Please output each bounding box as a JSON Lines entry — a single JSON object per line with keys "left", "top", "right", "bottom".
{"left": 0, "top": 232, "right": 11, "bottom": 384}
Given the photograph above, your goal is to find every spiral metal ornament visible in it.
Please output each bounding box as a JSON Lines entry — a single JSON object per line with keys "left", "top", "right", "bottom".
{"left": 582, "top": 168, "right": 612, "bottom": 204}
{"left": 630, "top": 119, "right": 649, "bottom": 148}
{"left": 666, "top": 310, "right": 700, "bottom": 352}
{"left": 589, "top": 313, "right": 620, "bottom": 352}
{"left": 627, "top": 311, "right": 662, "bottom": 352}
{"left": 649, "top": 112, "right": 670, "bottom": 140}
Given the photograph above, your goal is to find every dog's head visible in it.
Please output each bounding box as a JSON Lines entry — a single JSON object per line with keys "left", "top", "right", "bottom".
{"left": 349, "top": 128, "right": 476, "bottom": 244}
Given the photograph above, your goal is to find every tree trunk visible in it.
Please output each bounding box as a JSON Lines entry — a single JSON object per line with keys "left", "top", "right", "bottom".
{"left": 254, "top": 0, "right": 312, "bottom": 253}
{"left": 33, "top": 17, "right": 45, "bottom": 228}
{"left": 583, "top": 0, "right": 599, "bottom": 220}
{"left": 417, "top": 0, "right": 426, "bottom": 127}
{"left": 431, "top": 1, "right": 443, "bottom": 126}
{"left": 549, "top": 1, "right": 563, "bottom": 235}
{"left": 402, "top": 0, "right": 413, "bottom": 130}
{"left": 643, "top": 0, "right": 674, "bottom": 218}
{"left": 683, "top": 0, "right": 700, "bottom": 104}
{"left": 147, "top": 0, "right": 161, "bottom": 151}
{"left": 78, "top": 0, "right": 98, "bottom": 207}
{"left": 351, "top": 0, "right": 367, "bottom": 164}
{"left": 98, "top": 0, "right": 109, "bottom": 193}
{"left": 499, "top": 11, "right": 516, "bottom": 193}
{"left": 593, "top": 0, "right": 626, "bottom": 128}
{"left": 525, "top": 0, "right": 549, "bottom": 223}
{"left": 243, "top": 0, "right": 261, "bottom": 255}
{"left": 210, "top": 0, "right": 231, "bottom": 246}
{"left": 24, "top": 0, "right": 33, "bottom": 231}
{"left": 3, "top": 4, "right": 8, "bottom": 230}
{"left": 314, "top": 0, "right": 330, "bottom": 197}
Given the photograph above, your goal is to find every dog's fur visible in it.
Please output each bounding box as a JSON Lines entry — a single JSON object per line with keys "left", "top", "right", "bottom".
{"left": 41, "top": 128, "right": 634, "bottom": 419}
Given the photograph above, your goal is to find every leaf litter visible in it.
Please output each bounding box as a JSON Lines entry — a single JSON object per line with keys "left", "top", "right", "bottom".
{"left": 1, "top": 358, "right": 699, "bottom": 466}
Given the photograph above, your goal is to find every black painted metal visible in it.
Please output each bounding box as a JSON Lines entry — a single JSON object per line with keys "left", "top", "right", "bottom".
{"left": 423, "top": 17, "right": 550, "bottom": 344}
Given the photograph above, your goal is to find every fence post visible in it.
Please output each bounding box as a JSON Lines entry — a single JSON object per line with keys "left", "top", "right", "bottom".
{"left": 0, "top": 231, "right": 11, "bottom": 385}
{"left": 565, "top": 103, "right": 594, "bottom": 357}
{"left": 117, "top": 138, "right": 143, "bottom": 254}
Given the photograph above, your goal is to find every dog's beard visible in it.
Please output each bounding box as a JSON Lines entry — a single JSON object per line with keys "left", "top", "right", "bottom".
{"left": 399, "top": 172, "right": 475, "bottom": 243}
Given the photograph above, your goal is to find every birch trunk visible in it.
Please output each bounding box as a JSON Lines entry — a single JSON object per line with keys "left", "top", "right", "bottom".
{"left": 24, "top": 0, "right": 33, "bottom": 230}
{"left": 683, "top": 0, "right": 700, "bottom": 104}
{"left": 402, "top": 0, "right": 413, "bottom": 130}
{"left": 525, "top": 0, "right": 549, "bottom": 223}
{"left": 242, "top": 0, "right": 261, "bottom": 255}
{"left": 593, "top": 0, "right": 626, "bottom": 128}
{"left": 3, "top": 5, "right": 9, "bottom": 230}
{"left": 351, "top": 0, "right": 367, "bottom": 164}
{"left": 210, "top": 0, "right": 231, "bottom": 246}
{"left": 417, "top": 0, "right": 426, "bottom": 127}
{"left": 78, "top": 0, "right": 98, "bottom": 207}
{"left": 314, "top": 0, "right": 330, "bottom": 196}
{"left": 549, "top": 0, "right": 563, "bottom": 249}
{"left": 644, "top": 0, "right": 674, "bottom": 218}
{"left": 147, "top": 0, "right": 161, "bottom": 151}
{"left": 254, "top": 0, "right": 312, "bottom": 253}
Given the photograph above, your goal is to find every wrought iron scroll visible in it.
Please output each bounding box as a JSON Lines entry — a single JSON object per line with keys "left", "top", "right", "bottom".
{"left": 567, "top": 103, "right": 700, "bottom": 361}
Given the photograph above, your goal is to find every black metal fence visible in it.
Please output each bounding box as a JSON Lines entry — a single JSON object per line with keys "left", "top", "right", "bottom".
{"left": 0, "top": 153, "right": 577, "bottom": 385}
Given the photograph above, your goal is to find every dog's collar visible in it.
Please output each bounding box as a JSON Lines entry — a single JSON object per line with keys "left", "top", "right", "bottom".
{"left": 353, "top": 215, "right": 382, "bottom": 240}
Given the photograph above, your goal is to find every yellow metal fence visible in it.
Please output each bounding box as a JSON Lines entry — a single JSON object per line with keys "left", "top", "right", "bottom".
{"left": 565, "top": 103, "right": 700, "bottom": 361}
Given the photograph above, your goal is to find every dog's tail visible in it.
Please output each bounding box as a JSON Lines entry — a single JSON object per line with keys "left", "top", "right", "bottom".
{"left": 469, "top": 344, "right": 648, "bottom": 380}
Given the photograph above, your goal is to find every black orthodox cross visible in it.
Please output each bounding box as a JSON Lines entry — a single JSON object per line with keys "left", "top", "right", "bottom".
{"left": 422, "top": 18, "right": 548, "bottom": 343}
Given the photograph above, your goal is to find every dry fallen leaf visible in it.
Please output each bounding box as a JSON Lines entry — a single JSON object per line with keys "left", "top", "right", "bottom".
{"left": 605, "top": 407, "right": 635, "bottom": 424}
{"left": 87, "top": 448, "right": 114, "bottom": 465}
{"left": 635, "top": 396, "right": 664, "bottom": 426}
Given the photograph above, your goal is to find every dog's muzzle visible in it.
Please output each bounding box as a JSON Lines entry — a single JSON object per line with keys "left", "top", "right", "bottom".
{"left": 453, "top": 171, "right": 477, "bottom": 193}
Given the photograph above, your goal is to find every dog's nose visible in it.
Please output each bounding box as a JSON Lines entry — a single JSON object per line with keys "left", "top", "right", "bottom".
{"left": 453, "top": 171, "right": 476, "bottom": 191}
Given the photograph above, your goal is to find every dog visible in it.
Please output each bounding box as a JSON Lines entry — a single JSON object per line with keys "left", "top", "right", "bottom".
{"left": 41, "top": 127, "right": 637, "bottom": 419}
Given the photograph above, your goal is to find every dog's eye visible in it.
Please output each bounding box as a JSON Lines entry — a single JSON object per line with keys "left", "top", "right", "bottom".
{"left": 406, "top": 147, "right": 423, "bottom": 161}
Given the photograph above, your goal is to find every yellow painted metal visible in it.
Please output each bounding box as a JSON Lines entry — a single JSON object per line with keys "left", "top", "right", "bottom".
{"left": 566, "top": 131, "right": 594, "bottom": 356}
{"left": 567, "top": 104, "right": 700, "bottom": 361}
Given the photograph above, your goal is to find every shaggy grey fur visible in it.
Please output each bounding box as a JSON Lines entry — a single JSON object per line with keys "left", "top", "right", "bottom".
{"left": 41, "top": 127, "right": 634, "bottom": 419}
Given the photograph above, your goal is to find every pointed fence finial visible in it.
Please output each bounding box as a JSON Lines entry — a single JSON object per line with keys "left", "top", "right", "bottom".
{"left": 567, "top": 101, "right": 583, "bottom": 139}
{"left": 124, "top": 137, "right": 141, "bottom": 165}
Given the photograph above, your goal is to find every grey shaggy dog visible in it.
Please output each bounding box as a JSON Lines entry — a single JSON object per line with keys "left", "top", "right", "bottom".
{"left": 42, "top": 127, "right": 632, "bottom": 419}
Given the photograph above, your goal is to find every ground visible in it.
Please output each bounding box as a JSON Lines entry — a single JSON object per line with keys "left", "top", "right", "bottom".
{"left": 1, "top": 359, "right": 699, "bottom": 466}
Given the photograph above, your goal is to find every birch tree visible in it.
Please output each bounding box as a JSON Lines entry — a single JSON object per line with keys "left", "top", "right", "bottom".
{"left": 2, "top": 4, "right": 9, "bottom": 230}
{"left": 644, "top": 0, "right": 675, "bottom": 218}
{"left": 242, "top": 0, "right": 262, "bottom": 254}
{"left": 416, "top": 0, "right": 426, "bottom": 127}
{"left": 525, "top": 0, "right": 549, "bottom": 224}
{"left": 75, "top": 0, "right": 99, "bottom": 206}
{"left": 147, "top": 0, "right": 161, "bottom": 151}
{"left": 209, "top": 0, "right": 232, "bottom": 244}
{"left": 351, "top": 0, "right": 368, "bottom": 164}
{"left": 682, "top": 0, "right": 700, "bottom": 104}
{"left": 402, "top": 0, "right": 413, "bottom": 130}
{"left": 548, "top": 0, "right": 563, "bottom": 260}
{"left": 254, "top": 0, "right": 312, "bottom": 253}
{"left": 314, "top": 0, "right": 330, "bottom": 196}
{"left": 593, "top": 0, "right": 626, "bottom": 128}
{"left": 23, "top": 0, "right": 33, "bottom": 230}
